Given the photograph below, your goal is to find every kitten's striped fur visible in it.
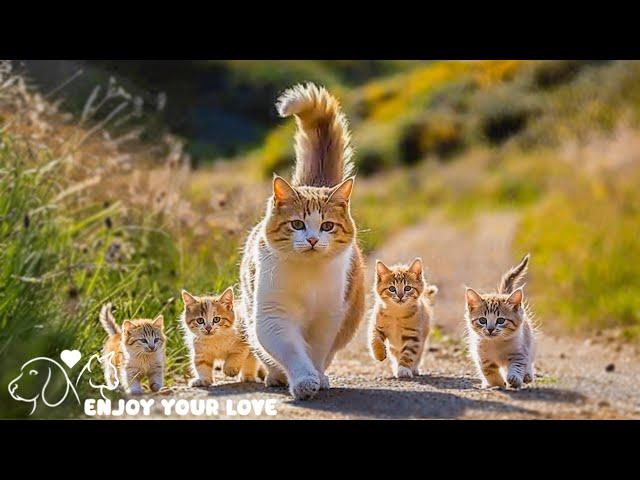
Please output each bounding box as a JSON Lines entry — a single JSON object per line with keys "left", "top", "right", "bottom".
{"left": 465, "top": 254, "right": 537, "bottom": 389}
{"left": 181, "top": 287, "right": 264, "bottom": 387}
{"left": 239, "top": 83, "right": 365, "bottom": 400}
{"left": 99, "top": 303, "right": 166, "bottom": 395}
{"left": 369, "top": 258, "right": 438, "bottom": 378}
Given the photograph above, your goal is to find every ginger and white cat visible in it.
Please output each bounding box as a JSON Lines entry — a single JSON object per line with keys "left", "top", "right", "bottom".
{"left": 181, "top": 287, "right": 263, "bottom": 386}
{"left": 370, "top": 258, "right": 438, "bottom": 378}
{"left": 239, "top": 83, "right": 365, "bottom": 400}
{"left": 465, "top": 254, "right": 536, "bottom": 389}
{"left": 99, "top": 303, "right": 165, "bottom": 395}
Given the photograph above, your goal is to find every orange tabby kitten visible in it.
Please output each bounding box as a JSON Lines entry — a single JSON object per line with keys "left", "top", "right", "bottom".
{"left": 99, "top": 303, "right": 165, "bottom": 395}
{"left": 181, "top": 287, "right": 263, "bottom": 387}
{"left": 370, "top": 258, "right": 438, "bottom": 378}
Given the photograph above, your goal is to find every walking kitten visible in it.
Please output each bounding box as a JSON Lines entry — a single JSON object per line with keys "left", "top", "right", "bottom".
{"left": 99, "top": 303, "right": 165, "bottom": 395}
{"left": 239, "top": 83, "right": 365, "bottom": 400}
{"left": 181, "top": 287, "right": 263, "bottom": 387}
{"left": 370, "top": 258, "right": 438, "bottom": 378}
{"left": 465, "top": 254, "right": 536, "bottom": 389}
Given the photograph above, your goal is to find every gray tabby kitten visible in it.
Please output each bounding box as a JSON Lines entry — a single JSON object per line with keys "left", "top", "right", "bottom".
{"left": 465, "top": 254, "right": 536, "bottom": 389}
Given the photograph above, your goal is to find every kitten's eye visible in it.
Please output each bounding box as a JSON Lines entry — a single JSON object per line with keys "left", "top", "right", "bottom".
{"left": 196, "top": 318, "right": 205, "bottom": 325}
{"left": 389, "top": 286, "right": 396, "bottom": 293}
{"left": 291, "top": 220, "right": 305, "bottom": 230}
{"left": 140, "top": 338, "right": 148, "bottom": 343}
{"left": 478, "top": 317, "right": 487, "bottom": 325}
{"left": 320, "top": 221, "right": 334, "bottom": 232}
{"left": 213, "top": 316, "right": 221, "bottom": 324}
{"left": 496, "top": 318, "right": 506, "bottom": 325}
{"left": 404, "top": 286, "right": 412, "bottom": 292}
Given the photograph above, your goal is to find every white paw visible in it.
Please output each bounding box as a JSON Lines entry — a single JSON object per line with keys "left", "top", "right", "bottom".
{"left": 319, "top": 373, "right": 330, "bottom": 390}
{"left": 396, "top": 366, "right": 413, "bottom": 379}
{"left": 290, "top": 374, "right": 320, "bottom": 401}
{"left": 507, "top": 373, "right": 523, "bottom": 389}
{"left": 189, "top": 378, "right": 211, "bottom": 388}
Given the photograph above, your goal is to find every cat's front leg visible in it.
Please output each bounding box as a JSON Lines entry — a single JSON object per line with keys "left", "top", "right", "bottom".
{"left": 370, "top": 324, "right": 387, "bottom": 362}
{"left": 265, "top": 364, "right": 288, "bottom": 387}
{"left": 125, "top": 368, "right": 144, "bottom": 395}
{"left": 223, "top": 351, "right": 246, "bottom": 378}
{"left": 507, "top": 354, "right": 527, "bottom": 389}
{"left": 480, "top": 360, "right": 506, "bottom": 388}
{"left": 189, "top": 358, "right": 213, "bottom": 388}
{"left": 148, "top": 365, "right": 164, "bottom": 392}
{"left": 256, "top": 316, "right": 319, "bottom": 400}
{"left": 523, "top": 362, "right": 535, "bottom": 384}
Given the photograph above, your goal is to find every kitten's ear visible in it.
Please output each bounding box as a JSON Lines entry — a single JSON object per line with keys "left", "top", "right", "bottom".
{"left": 122, "top": 320, "right": 134, "bottom": 332}
{"left": 328, "top": 177, "right": 354, "bottom": 204}
{"left": 506, "top": 287, "right": 524, "bottom": 310}
{"left": 219, "top": 287, "right": 234, "bottom": 310}
{"left": 181, "top": 289, "right": 197, "bottom": 307}
{"left": 152, "top": 315, "right": 164, "bottom": 329}
{"left": 376, "top": 260, "right": 391, "bottom": 280}
{"left": 409, "top": 257, "right": 423, "bottom": 277}
{"left": 273, "top": 175, "right": 297, "bottom": 204}
{"left": 465, "top": 287, "right": 484, "bottom": 310}
{"left": 426, "top": 284, "right": 439, "bottom": 298}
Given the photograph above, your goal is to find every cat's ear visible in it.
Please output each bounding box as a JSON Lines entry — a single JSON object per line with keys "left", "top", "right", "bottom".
{"left": 219, "top": 287, "right": 234, "bottom": 310}
{"left": 152, "top": 315, "right": 164, "bottom": 329}
{"left": 465, "top": 287, "right": 484, "bottom": 310}
{"left": 181, "top": 289, "right": 197, "bottom": 307}
{"left": 426, "top": 284, "right": 438, "bottom": 298}
{"left": 409, "top": 257, "right": 423, "bottom": 277}
{"left": 122, "top": 320, "right": 134, "bottom": 332}
{"left": 328, "top": 177, "right": 354, "bottom": 204}
{"left": 273, "top": 175, "right": 297, "bottom": 204}
{"left": 376, "top": 260, "right": 391, "bottom": 280}
{"left": 506, "top": 287, "right": 524, "bottom": 310}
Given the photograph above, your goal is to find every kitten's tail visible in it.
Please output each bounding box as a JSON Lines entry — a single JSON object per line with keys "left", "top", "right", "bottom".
{"left": 99, "top": 303, "right": 120, "bottom": 337}
{"left": 497, "top": 253, "right": 530, "bottom": 294}
{"left": 276, "top": 82, "right": 354, "bottom": 188}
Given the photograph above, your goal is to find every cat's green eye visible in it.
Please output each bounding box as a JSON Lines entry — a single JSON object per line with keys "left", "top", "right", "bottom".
{"left": 291, "top": 220, "right": 305, "bottom": 230}
{"left": 478, "top": 317, "right": 487, "bottom": 325}
{"left": 320, "top": 221, "right": 334, "bottom": 232}
{"left": 213, "top": 316, "right": 221, "bottom": 323}
{"left": 196, "top": 318, "right": 205, "bottom": 325}
{"left": 496, "top": 317, "right": 506, "bottom": 325}
{"left": 404, "top": 286, "right": 412, "bottom": 292}
{"left": 389, "top": 286, "right": 396, "bottom": 293}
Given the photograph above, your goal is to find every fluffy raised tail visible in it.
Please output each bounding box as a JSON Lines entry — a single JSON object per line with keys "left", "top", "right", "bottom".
{"left": 99, "top": 303, "right": 120, "bottom": 337}
{"left": 498, "top": 253, "right": 530, "bottom": 294}
{"left": 276, "top": 83, "right": 353, "bottom": 188}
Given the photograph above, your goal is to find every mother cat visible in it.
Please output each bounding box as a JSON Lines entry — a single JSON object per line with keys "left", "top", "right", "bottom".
{"left": 239, "top": 83, "right": 365, "bottom": 400}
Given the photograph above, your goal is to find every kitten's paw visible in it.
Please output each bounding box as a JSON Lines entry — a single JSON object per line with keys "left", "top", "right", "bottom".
{"left": 128, "top": 386, "right": 144, "bottom": 395}
{"left": 523, "top": 371, "right": 534, "bottom": 384}
{"left": 239, "top": 372, "right": 261, "bottom": 383}
{"left": 150, "top": 382, "right": 163, "bottom": 392}
{"left": 319, "top": 373, "right": 330, "bottom": 390}
{"left": 395, "top": 366, "right": 413, "bottom": 379}
{"left": 290, "top": 374, "right": 320, "bottom": 401}
{"left": 507, "top": 374, "right": 523, "bottom": 389}
{"left": 189, "top": 378, "right": 211, "bottom": 388}
{"left": 265, "top": 370, "right": 288, "bottom": 388}
{"left": 223, "top": 366, "right": 241, "bottom": 378}
{"left": 481, "top": 380, "right": 506, "bottom": 389}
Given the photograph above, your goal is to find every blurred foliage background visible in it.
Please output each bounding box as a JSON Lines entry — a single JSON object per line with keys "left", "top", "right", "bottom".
{"left": 2, "top": 60, "right": 639, "bottom": 417}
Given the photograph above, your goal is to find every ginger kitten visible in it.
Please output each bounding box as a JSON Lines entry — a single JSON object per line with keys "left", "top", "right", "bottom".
{"left": 99, "top": 303, "right": 165, "bottom": 395}
{"left": 465, "top": 254, "right": 536, "bottom": 389}
{"left": 239, "top": 83, "right": 365, "bottom": 400}
{"left": 370, "top": 258, "right": 438, "bottom": 378}
{"left": 181, "top": 287, "right": 263, "bottom": 387}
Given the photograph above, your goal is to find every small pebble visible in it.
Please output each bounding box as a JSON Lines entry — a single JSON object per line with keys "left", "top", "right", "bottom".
{"left": 598, "top": 400, "right": 610, "bottom": 408}
{"left": 605, "top": 363, "right": 615, "bottom": 372}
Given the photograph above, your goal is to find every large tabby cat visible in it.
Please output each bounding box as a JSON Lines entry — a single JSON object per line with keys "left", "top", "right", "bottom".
{"left": 239, "top": 83, "right": 365, "bottom": 400}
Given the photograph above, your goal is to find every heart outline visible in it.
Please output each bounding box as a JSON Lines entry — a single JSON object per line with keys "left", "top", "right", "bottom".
{"left": 60, "top": 350, "right": 82, "bottom": 369}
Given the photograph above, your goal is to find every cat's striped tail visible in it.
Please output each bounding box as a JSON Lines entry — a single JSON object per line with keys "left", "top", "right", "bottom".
{"left": 497, "top": 253, "right": 530, "bottom": 294}
{"left": 99, "top": 303, "right": 121, "bottom": 336}
{"left": 276, "top": 83, "right": 354, "bottom": 188}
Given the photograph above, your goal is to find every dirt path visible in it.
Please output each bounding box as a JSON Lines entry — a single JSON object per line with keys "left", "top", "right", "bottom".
{"left": 148, "top": 212, "right": 640, "bottom": 419}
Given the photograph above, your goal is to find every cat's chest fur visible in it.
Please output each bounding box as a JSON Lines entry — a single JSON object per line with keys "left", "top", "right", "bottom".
{"left": 258, "top": 243, "right": 353, "bottom": 327}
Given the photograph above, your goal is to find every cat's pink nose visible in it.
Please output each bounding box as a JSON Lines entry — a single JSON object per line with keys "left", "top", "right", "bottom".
{"left": 205, "top": 325, "right": 212, "bottom": 332}
{"left": 307, "top": 237, "right": 318, "bottom": 247}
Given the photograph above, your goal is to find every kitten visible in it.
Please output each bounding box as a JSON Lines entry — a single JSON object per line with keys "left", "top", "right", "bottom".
{"left": 370, "top": 258, "right": 438, "bottom": 378}
{"left": 181, "top": 287, "right": 263, "bottom": 387}
{"left": 465, "top": 254, "right": 536, "bottom": 389}
{"left": 239, "top": 83, "right": 365, "bottom": 400}
{"left": 99, "top": 303, "right": 165, "bottom": 395}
